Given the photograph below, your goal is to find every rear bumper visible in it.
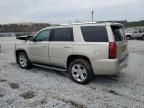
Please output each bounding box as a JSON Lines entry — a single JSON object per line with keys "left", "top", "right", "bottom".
{"left": 118, "top": 54, "right": 129, "bottom": 71}
{"left": 91, "top": 55, "right": 129, "bottom": 75}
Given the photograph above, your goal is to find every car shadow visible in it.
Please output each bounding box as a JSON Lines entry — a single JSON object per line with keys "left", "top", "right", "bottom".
{"left": 87, "top": 71, "right": 131, "bottom": 90}
{"left": 11, "top": 62, "right": 128, "bottom": 87}
{"left": 34, "top": 65, "right": 128, "bottom": 87}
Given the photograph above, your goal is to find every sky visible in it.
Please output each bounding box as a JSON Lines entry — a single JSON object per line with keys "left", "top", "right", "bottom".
{"left": 0, "top": 0, "right": 144, "bottom": 24}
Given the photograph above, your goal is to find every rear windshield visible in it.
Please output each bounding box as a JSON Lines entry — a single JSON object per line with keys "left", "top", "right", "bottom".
{"left": 111, "top": 26, "right": 125, "bottom": 41}
{"left": 81, "top": 26, "right": 108, "bottom": 42}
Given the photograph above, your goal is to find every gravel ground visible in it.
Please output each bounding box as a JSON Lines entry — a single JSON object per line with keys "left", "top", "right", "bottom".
{"left": 0, "top": 37, "right": 144, "bottom": 108}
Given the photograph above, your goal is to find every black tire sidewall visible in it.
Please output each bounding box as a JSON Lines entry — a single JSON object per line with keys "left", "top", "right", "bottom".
{"left": 126, "top": 36, "right": 131, "bottom": 40}
{"left": 68, "top": 59, "right": 93, "bottom": 84}
{"left": 17, "top": 52, "right": 32, "bottom": 69}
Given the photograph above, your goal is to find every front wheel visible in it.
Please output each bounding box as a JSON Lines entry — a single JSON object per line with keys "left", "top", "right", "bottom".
{"left": 68, "top": 59, "right": 93, "bottom": 84}
{"left": 17, "top": 52, "right": 32, "bottom": 69}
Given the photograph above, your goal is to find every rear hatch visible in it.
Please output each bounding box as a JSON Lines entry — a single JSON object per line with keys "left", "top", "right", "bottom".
{"left": 111, "top": 25, "right": 128, "bottom": 61}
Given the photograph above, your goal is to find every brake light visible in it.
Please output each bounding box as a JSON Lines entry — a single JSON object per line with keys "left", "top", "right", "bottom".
{"left": 109, "top": 42, "right": 117, "bottom": 59}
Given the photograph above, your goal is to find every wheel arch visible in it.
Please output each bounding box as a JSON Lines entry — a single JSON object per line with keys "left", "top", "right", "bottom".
{"left": 67, "top": 55, "right": 92, "bottom": 68}
{"left": 15, "top": 49, "right": 27, "bottom": 63}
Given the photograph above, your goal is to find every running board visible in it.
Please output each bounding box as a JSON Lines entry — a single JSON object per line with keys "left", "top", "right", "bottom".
{"left": 33, "top": 63, "right": 67, "bottom": 72}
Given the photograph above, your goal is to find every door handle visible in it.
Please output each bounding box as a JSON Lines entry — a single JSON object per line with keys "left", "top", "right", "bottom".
{"left": 42, "top": 46, "right": 47, "bottom": 47}
{"left": 64, "top": 46, "right": 71, "bottom": 48}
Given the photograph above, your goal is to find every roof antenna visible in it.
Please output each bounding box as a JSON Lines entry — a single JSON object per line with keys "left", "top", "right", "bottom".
{"left": 91, "top": 10, "right": 94, "bottom": 22}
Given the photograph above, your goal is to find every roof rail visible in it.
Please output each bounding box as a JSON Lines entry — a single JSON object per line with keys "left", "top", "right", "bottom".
{"left": 60, "top": 24, "right": 70, "bottom": 26}
{"left": 71, "top": 22, "right": 97, "bottom": 25}
{"left": 60, "top": 22, "right": 97, "bottom": 26}
{"left": 84, "top": 22, "right": 97, "bottom": 24}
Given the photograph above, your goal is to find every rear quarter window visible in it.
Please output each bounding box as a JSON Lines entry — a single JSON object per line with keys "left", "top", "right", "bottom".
{"left": 111, "top": 26, "right": 125, "bottom": 41}
{"left": 81, "top": 26, "right": 108, "bottom": 42}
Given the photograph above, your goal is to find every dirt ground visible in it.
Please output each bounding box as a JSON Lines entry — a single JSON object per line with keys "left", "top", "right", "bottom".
{"left": 0, "top": 37, "right": 144, "bottom": 108}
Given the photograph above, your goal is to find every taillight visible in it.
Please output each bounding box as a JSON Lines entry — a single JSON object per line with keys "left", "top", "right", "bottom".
{"left": 109, "top": 42, "right": 117, "bottom": 59}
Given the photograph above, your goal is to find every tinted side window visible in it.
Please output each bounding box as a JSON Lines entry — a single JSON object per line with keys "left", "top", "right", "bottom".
{"left": 34, "top": 29, "right": 51, "bottom": 42}
{"left": 81, "top": 26, "right": 108, "bottom": 42}
{"left": 51, "top": 28, "right": 73, "bottom": 41}
{"left": 111, "top": 26, "right": 125, "bottom": 41}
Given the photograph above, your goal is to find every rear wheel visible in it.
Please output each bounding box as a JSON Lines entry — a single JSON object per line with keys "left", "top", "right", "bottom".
{"left": 68, "top": 59, "right": 93, "bottom": 84}
{"left": 17, "top": 52, "right": 32, "bottom": 69}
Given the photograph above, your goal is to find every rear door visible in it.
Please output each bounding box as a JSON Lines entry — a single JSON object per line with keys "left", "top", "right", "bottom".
{"left": 111, "top": 25, "right": 128, "bottom": 61}
{"left": 133, "top": 30, "right": 139, "bottom": 38}
{"left": 49, "top": 27, "right": 74, "bottom": 67}
{"left": 133, "top": 30, "right": 143, "bottom": 38}
{"left": 137, "top": 30, "right": 143, "bottom": 38}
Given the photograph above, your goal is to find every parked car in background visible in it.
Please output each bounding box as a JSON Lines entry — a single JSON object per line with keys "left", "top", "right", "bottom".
{"left": 28, "top": 32, "right": 37, "bottom": 37}
{"left": 15, "top": 22, "right": 129, "bottom": 84}
{"left": 125, "top": 29, "right": 144, "bottom": 40}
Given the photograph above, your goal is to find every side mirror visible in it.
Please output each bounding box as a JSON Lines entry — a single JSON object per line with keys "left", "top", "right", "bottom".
{"left": 31, "top": 38, "right": 36, "bottom": 42}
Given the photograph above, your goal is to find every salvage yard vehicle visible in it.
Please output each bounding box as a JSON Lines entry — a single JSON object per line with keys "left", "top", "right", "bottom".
{"left": 15, "top": 22, "right": 129, "bottom": 84}
{"left": 125, "top": 29, "right": 144, "bottom": 40}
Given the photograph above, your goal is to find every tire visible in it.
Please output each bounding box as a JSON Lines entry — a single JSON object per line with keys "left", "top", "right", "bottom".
{"left": 68, "top": 59, "right": 93, "bottom": 84}
{"left": 142, "top": 36, "right": 144, "bottom": 40}
{"left": 126, "top": 36, "right": 131, "bottom": 40}
{"left": 17, "top": 52, "right": 32, "bottom": 69}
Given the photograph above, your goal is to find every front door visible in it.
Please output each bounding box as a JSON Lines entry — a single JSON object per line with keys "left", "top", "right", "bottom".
{"left": 28, "top": 29, "right": 51, "bottom": 64}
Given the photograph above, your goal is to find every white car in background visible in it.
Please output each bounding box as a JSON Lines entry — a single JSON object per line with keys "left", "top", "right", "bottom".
{"left": 125, "top": 29, "right": 144, "bottom": 40}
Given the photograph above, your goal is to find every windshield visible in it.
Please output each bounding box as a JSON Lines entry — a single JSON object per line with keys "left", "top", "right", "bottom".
{"left": 111, "top": 26, "right": 125, "bottom": 41}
